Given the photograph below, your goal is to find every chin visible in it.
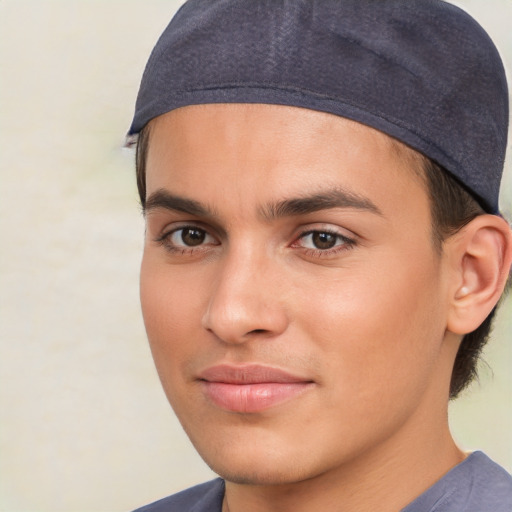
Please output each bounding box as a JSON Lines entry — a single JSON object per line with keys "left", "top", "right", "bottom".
{"left": 204, "top": 454, "right": 316, "bottom": 486}
{"left": 213, "top": 468, "right": 300, "bottom": 486}
{"left": 184, "top": 424, "right": 331, "bottom": 486}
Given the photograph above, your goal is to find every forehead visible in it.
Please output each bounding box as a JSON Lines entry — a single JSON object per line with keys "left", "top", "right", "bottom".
{"left": 144, "top": 103, "right": 428, "bottom": 221}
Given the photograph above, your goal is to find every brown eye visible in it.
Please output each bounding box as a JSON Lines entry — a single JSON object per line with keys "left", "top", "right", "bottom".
{"left": 181, "top": 228, "right": 206, "bottom": 246}
{"left": 159, "top": 226, "right": 218, "bottom": 253}
{"left": 311, "top": 232, "right": 337, "bottom": 249}
{"left": 294, "top": 229, "right": 355, "bottom": 255}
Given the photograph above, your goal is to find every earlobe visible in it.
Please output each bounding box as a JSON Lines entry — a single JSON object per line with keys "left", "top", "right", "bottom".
{"left": 447, "top": 215, "right": 512, "bottom": 335}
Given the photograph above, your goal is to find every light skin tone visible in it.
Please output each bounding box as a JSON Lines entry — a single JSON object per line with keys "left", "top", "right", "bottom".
{"left": 140, "top": 104, "right": 512, "bottom": 512}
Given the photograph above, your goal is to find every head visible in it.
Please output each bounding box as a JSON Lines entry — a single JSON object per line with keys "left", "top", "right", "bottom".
{"left": 135, "top": 103, "right": 511, "bottom": 486}
{"left": 128, "top": 0, "right": 512, "bottom": 487}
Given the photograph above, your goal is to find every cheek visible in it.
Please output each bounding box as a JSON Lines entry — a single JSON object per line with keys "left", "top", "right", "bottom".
{"left": 297, "top": 253, "right": 446, "bottom": 406}
{"left": 139, "top": 255, "right": 207, "bottom": 381}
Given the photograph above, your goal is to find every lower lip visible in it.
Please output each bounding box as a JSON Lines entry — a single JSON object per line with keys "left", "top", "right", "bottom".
{"left": 201, "top": 382, "right": 313, "bottom": 413}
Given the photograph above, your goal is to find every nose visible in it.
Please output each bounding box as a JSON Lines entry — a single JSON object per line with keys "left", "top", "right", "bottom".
{"left": 201, "top": 250, "right": 289, "bottom": 344}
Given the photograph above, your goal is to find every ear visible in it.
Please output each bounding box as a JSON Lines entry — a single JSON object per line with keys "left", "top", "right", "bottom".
{"left": 446, "top": 214, "right": 512, "bottom": 335}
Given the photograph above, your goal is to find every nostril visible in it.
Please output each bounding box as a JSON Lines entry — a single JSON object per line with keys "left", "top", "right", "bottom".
{"left": 202, "top": 293, "right": 289, "bottom": 343}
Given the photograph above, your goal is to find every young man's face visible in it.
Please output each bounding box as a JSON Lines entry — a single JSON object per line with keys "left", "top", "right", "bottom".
{"left": 140, "top": 104, "right": 458, "bottom": 485}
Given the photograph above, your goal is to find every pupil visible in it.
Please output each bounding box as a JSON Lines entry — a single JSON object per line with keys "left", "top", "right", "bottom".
{"left": 312, "top": 232, "right": 336, "bottom": 249}
{"left": 182, "top": 228, "right": 205, "bottom": 246}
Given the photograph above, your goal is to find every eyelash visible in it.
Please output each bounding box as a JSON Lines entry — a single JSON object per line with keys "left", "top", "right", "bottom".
{"left": 155, "top": 226, "right": 356, "bottom": 257}
{"left": 292, "top": 229, "right": 356, "bottom": 257}
{"left": 155, "top": 225, "right": 218, "bottom": 255}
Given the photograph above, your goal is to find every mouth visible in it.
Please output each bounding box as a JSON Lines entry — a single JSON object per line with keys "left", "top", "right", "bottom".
{"left": 197, "top": 364, "right": 315, "bottom": 413}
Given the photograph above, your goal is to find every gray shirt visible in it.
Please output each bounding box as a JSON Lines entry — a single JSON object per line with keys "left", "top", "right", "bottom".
{"left": 134, "top": 451, "right": 512, "bottom": 511}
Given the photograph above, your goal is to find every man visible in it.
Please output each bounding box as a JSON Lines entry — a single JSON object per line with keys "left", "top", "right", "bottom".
{"left": 127, "top": 1, "right": 512, "bottom": 510}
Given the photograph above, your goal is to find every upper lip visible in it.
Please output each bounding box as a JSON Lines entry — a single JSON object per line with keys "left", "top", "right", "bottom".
{"left": 198, "top": 364, "right": 312, "bottom": 384}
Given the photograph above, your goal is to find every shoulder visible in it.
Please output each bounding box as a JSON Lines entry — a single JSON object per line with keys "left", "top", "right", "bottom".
{"left": 132, "top": 478, "right": 225, "bottom": 512}
{"left": 402, "top": 451, "right": 512, "bottom": 512}
{"left": 462, "top": 452, "right": 512, "bottom": 510}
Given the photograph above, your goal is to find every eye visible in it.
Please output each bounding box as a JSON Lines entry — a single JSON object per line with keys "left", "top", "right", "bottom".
{"left": 305, "top": 231, "right": 338, "bottom": 250}
{"left": 157, "top": 225, "right": 218, "bottom": 252}
{"left": 171, "top": 227, "right": 210, "bottom": 247}
{"left": 294, "top": 229, "right": 355, "bottom": 253}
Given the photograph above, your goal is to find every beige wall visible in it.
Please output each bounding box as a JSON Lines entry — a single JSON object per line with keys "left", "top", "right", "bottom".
{"left": 0, "top": 1, "right": 510, "bottom": 510}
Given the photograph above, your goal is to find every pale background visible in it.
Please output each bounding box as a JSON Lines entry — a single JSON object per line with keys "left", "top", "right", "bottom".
{"left": 0, "top": 1, "right": 510, "bottom": 511}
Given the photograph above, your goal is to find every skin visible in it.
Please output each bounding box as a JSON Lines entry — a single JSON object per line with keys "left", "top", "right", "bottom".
{"left": 140, "top": 103, "right": 470, "bottom": 512}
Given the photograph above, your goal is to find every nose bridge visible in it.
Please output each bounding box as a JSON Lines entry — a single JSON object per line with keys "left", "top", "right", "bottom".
{"left": 202, "top": 241, "right": 288, "bottom": 343}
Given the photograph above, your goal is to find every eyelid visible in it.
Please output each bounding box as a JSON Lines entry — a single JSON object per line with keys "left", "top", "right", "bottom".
{"left": 294, "top": 222, "right": 356, "bottom": 242}
{"left": 147, "top": 210, "right": 225, "bottom": 236}
{"left": 170, "top": 227, "right": 216, "bottom": 246}
{"left": 296, "top": 229, "right": 354, "bottom": 246}
{"left": 155, "top": 222, "right": 220, "bottom": 253}
{"left": 155, "top": 220, "right": 217, "bottom": 240}
{"left": 291, "top": 225, "right": 357, "bottom": 256}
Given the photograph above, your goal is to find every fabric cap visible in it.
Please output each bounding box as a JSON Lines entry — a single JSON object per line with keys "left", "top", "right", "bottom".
{"left": 128, "top": 0, "right": 509, "bottom": 213}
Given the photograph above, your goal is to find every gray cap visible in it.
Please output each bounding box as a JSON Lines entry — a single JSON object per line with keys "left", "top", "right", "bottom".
{"left": 129, "top": 0, "right": 509, "bottom": 213}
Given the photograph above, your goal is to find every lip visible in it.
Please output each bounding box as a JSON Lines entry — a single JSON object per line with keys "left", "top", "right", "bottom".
{"left": 198, "top": 364, "right": 314, "bottom": 413}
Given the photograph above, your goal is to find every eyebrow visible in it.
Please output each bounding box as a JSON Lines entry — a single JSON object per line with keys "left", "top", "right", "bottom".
{"left": 143, "top": 187, "right": 382, "bottom": 219}
{"left": 144, "top": 189, "right": 215, "bottom": 217}
{"left": 260, "top": 188, "right": 382, "bottom": 220}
